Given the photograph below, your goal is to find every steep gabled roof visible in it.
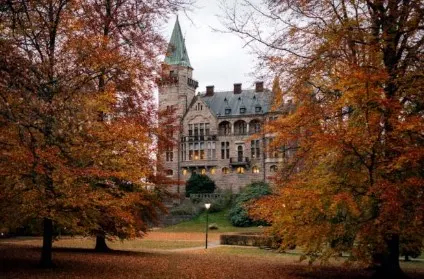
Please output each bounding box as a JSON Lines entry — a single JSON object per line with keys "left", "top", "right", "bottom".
{"left": 164, "top": 17, "right": 192, "bottom": 68}
{"left": 199, "top": 89, "right": 273, "bottom": 117}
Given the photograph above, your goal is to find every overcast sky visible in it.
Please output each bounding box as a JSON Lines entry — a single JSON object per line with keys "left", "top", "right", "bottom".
{"left": 162, "top": 0, "right": 258, "bottom": 93}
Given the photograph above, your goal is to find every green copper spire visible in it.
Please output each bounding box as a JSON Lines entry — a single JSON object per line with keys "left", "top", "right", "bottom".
{"left": 165, "top": 16, "right": 192, "bottom": 68}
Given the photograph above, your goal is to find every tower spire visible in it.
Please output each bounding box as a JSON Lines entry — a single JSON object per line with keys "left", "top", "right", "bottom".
{"left": 165, "top": 16, "right": 192, "bottom": 68}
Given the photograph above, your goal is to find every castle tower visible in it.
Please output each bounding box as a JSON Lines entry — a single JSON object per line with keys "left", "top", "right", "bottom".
{"left": 158, "top": 17, "right": 198, "bottom": 119}
{"left": 158, "top": 17, "right": 198, "bottom": 194}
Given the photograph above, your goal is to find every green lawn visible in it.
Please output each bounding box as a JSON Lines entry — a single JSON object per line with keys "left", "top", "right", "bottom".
{"left": 160, "top": 209, "right": 264, "bottom": 233}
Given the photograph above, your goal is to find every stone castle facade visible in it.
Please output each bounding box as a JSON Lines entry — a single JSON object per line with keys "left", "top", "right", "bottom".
{"left": 158, "top": 18, "right": 289, "bottom": 194}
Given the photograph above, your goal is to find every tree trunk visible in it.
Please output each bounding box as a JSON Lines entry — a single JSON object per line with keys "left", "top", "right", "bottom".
{"left": 40, "top": 218, "right": 55, "bottom": 268}
{"left": 373, "top": 234, "right": 408, "bottom": 279}
{"left": 94, "top": 234, "right": 110, "bottom": 252}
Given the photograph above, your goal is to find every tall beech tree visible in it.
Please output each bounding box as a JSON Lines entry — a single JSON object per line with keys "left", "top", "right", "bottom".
{"left": 222, "top": 1, "right": 424, "bottom": 277}
{"left": 0, "top": 0, "right": 190, "bottom": 267}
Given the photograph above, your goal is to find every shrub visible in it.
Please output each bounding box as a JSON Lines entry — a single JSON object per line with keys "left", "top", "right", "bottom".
{"left": 185, "top": 173, "right": 216, "bottom": 197}
{"left": 229, "top": 181, "right": 271, "bottom": 227}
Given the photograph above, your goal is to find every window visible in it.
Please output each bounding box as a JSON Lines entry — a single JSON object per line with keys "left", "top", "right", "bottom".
{"left": 225, "top": 108, "right": 231, "bottom": 115}
{"left": 182, "top": 168, "right": 188, "bottom": 176}
{"left": 221, "top": 142, "right": 230, "bottom": 159}
{"left": 236, "top": 167, "right": 245, "bottom": 174}
{"left": 200, "top": 168, "right": 206, "bottom": 175}
{"left": 200, "top": 123, "right": 204, "bottom": 136}
{"left": 188, "top": 124, "right": 193, "bottom": 136}
{"left": 222, "top": 167, "right": 230, "bottom": 174}
{"left": 250, "top": 120, "right": 261, "bottom": 134}
{"left": 210, "top": 168, "right": 216, "bottom": 175}
{"left": 267, "top": 138, "right": 278, "bottom": 158}
{"left": 166, "top": 125, "right": 173, "bottom": 138}
{"left": 207, "top": 142, "right": 216, "bottom": 159}
{"left": 270, "top": 165, "right": 278, "bottom": 172}
{"left": 255, "top": 106, "right": 262, "bottom": 113}
{"left": 251, "top": 140, "right": 260, "bottom": 159}
{"left": 252, "top": 166, "right": 260, "bottom": 173}
{"left": 195, "top": 103, "right": 203, "bottom": 111}
{"left": 234, "top": 120, "right": 247, "bottom": 135}
{"left": 205, "top": 123, "right": 210, "bottom": 135}
{"left": 166, "top": 169, "right": 173, "bottom": 176}
{"left": 219, "top": 121, "right": 231, "bottom": 136}
{"left": 237, "top": 145, "right": 244, "bottom": 162}
{"left": 240, "top": 107, "right": 246, "bottom": 114}
{"left": 166, "top": 146, "right": 173, "bottom": 161}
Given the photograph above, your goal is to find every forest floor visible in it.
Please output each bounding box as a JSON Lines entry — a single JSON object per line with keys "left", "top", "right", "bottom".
{"left": 1, "top": 232, "right": 424, "bottom": 279}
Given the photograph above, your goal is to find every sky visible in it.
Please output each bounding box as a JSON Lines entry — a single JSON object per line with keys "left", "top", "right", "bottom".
{"left": 162, "top": 0, "right": 258, "bottom": 93}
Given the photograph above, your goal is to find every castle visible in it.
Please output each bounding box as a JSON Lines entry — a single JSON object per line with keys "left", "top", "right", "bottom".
{"left": 158, "top": 18, "right": 289, "bottom": 194}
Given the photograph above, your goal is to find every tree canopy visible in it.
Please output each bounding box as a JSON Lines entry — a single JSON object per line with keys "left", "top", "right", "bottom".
{"left": 185, "top": 173, "right": 216, "bottom": 197}
{"left": 222, "top": 1, "right": 424, "bottom": 277}
{"left": 0, "top": 0, "right": 191, "bottom": 267}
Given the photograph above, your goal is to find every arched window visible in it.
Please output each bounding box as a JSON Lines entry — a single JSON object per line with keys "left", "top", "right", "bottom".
{"left": 249, "top": 119, "right": 261, "bottom": 134}
{"left": 270, "top": 165, "right": 278, "bottom": 172}
{"left": 210, "top": 168, "right": 216, "bottom": 175}
{"left": 234, "top": 120, "right": 247, "bottom": 135}
{"left": 219, "top": 121, "right": 231, "bottom": 136}
{"left": 182, "top": 168, "right": 188, "bottom": 176}
{"left": 252, "top": 166, "right": 260, "bottom": 174}
{"left": 222, "top": 167, "right": 230, "bottom": 174}
{"left": 200, "top": 168, "right": 206, "bottom": 175}
{"left": 236, "top": 167, "right": 245, "bottom": 174}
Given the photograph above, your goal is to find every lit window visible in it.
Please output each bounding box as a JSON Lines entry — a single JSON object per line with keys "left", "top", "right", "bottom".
{"left": 236, "top": 167, "right": 245, "bottom": 174}
{"left": 182, "top": 169, "right": 188, "bottom": 176}
{"left": 201, "top": 168, "right": 206, "bottom": 175}
{"left": 222, "top": 167, "right": 230, "bottom": 174}
{"left": 252, "top": 166, "right": 260, "bottom": 173}
{"left": 210, "top": 168, "right": 216, "bottom": 175}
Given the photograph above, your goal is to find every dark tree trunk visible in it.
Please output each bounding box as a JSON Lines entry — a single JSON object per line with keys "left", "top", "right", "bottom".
{"left": 95, "top": 234, "right": 111, "bottom": 252}
{"left": 373, "top": 234, "right": 408, "bottom": 279}
{"left": 39, "top": 218, "right": 55, "bottom": 268}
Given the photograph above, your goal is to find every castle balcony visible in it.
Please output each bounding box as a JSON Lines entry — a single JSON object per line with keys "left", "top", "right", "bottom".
{"left": 156, "top": 74, "right": 178, "bottom": 86}
{"left": 229, "top": 157, "right": 250, "bottom": 166}
{"left": 181, "top": 135, "right": 217, "bottom": 142}
{"left": 187, "top": 77, "right": 199, "bottom": 89}
{"left": 180, "top": 160, "right": 218, "bottom": 168}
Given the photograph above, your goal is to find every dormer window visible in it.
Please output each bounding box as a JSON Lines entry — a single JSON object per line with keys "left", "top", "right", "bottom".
{"left": 225, "top": 108, "right": 231, "bottom": 115}
{"left": 240, "top": 107, "right": 246, "bottom": 114}
{"left": 255, "top": 106, "right": 262, "bottom": 113}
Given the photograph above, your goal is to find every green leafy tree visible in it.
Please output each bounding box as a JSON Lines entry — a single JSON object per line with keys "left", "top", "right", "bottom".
{"left": 229, "top": 182, "right": 271, "bottom": 227}
{"left": 185, "top": 174, "right": 216, "bottom": 197}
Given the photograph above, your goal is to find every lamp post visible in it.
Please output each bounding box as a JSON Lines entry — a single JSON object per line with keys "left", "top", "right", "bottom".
{"left": 205, "top": 203, "right": 211, "bottom": 249}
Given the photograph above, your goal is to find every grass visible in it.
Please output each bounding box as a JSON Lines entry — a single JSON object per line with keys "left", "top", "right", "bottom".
{"left": 160, "top": 208, "right": 264, "bottom": 233}
{"left": 1, "top": 236, "right": 206, "bottom": 251}
{"left": 1, "top": 231, "right": 424, "bottom": 279}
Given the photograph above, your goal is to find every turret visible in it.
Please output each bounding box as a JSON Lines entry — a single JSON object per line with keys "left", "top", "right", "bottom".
{"left": 158, "top": 17, "right": 198, "bottom": 120}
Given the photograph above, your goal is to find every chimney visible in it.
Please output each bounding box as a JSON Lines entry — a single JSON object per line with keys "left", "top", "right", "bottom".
{"left": 233, "top": 83, "right": 242, "bottom": 94}
{"left": 206, "top": 85, "right": 214, "bottom": 96}
{"left": 255, "top": 81, "right": 264, "bottom": 92}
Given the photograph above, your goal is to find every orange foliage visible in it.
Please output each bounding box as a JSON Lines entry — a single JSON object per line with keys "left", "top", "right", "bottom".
{"left": 223, "top": 0, "right": 424, "bottom": 274}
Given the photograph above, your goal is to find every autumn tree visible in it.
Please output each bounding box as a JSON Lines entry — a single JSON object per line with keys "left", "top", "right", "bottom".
{"left": 0, "top": 0, "right": 191, "bottom": 267}
{"left": 222, "top": 1, "right": 424, "bottom": 278}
